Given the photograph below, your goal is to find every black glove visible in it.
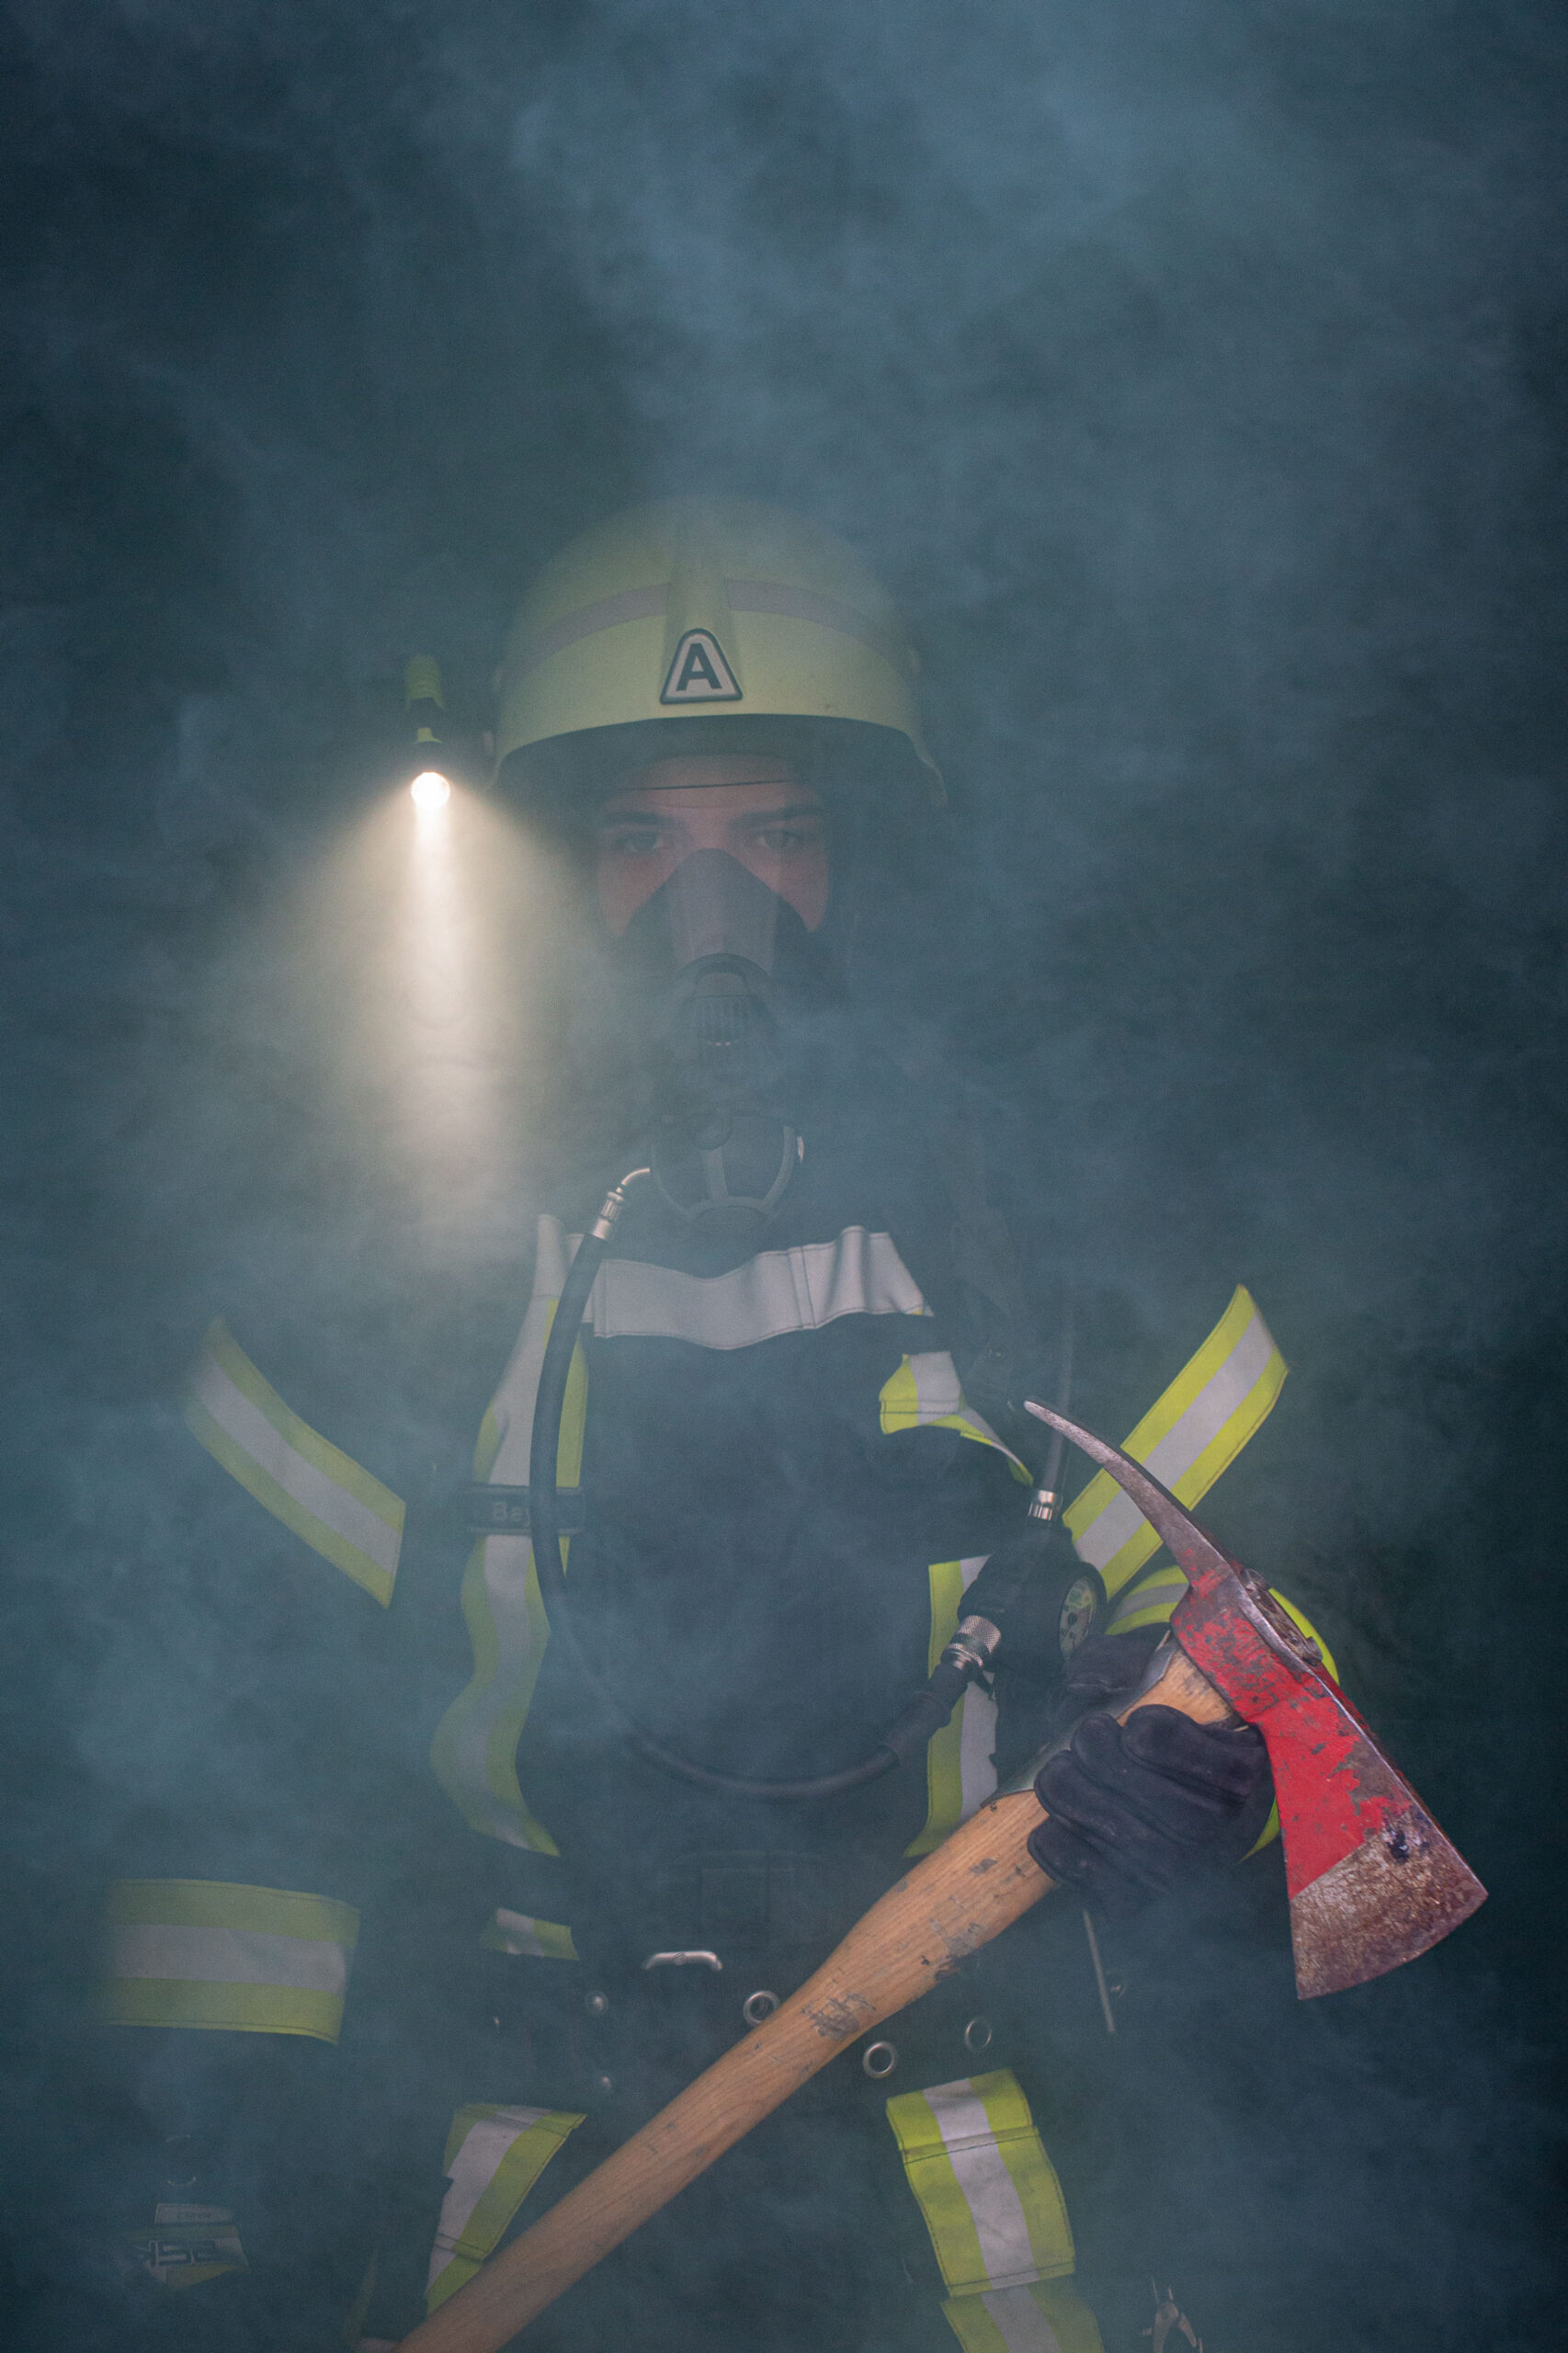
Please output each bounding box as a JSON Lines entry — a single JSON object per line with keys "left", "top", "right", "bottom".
{"left": 1027, "top": 1632, "right": 1272, "bottom": 1913}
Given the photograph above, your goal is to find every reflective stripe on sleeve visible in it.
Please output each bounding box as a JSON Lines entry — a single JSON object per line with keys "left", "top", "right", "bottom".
{"left": 480, "top": 1909, "right": 578, "bottom": 1961}
{"left": 426, "top": 2103, "right": 585, "bottom": 2312}
{"left": 941, "top": 2278, "right": 1106, "bottom": 2353}
{"left": 906, "top": 1559, "right": 998, "bottom": 1858}
{"left": 881, "top": 1353, "right": 1030, "bottom": 1478}
{"left": 184, "top": 1320, "right": 404, "bottom": 1607}
{"left": 1064, "top": 1287, "right": 1286, "bottom": 1597}
{"left": 885, "top": 2071, "right": 1075, "bottom": 2296}
{"left": 101, "top": 1881, "right": 358, "bottom": 2042}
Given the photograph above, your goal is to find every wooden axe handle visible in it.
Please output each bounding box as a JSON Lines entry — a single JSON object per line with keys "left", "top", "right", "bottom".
{"left": 396, "top": 1645, "right": 1230, "bottom": 2352}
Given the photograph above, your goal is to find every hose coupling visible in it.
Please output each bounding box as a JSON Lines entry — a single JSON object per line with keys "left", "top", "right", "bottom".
{"left": 940, "top": 1614, "right": 1002, "bottom": 1680}
{"left": 588, "top": 1167, "right": 652, "bottom": 1245}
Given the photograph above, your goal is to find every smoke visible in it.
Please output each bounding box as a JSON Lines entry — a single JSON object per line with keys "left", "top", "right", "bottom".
{"left": 1, "top": 1, "right": 1563, "bottom": 2346}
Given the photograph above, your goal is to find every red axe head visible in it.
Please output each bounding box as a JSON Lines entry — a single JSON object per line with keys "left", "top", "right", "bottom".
{"left": 1025, "top": 1401, "right": 1485, "bottom": 1998}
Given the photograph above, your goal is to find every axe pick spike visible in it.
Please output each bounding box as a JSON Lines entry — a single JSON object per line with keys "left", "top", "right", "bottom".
{"left": 1025, "top": 1399, "right": 1486, "bottom": 1997}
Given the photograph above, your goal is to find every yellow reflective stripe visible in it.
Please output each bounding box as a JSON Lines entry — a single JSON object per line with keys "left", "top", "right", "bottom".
{"left": 480, "top": 1910, "right": 578, "bottom": 1961}
{"left": 881, "top": 1354, "right": 1030, "bottom": 1479}
{"left": 101, "top": 1881, "right": 358, "bottom": 2044}
{"left": 885, "top": 2071, "right": 1074, "bottom": 2296}
{"left": 429, "top": 1299, "right": 586, "bottom": 1855}
{"left": 942, "top": 2277, "right": 1105, "bottom": 2353}
{"left": 472, "top": 1404, "right": 504, "bottom": 1483}
{"left": 184, "top": 1319, "right": 403, "bottom": 1607}
{"left": 905, "top": 1559, "right": 999, "bottom": 1858}
{"left": 108, "top": 1880, "right": 359, "bottom": 1938}
{"left": 104, "top": 1979, "right": 346, "bottom": 2039}
{"left": 1064, "top": 1288, "right": 1286, "bottom": 1597}
{"left": 426, "top": 2104, "right": 585, "bottom": 2312}
{"left": 1271, "top": 1590, "right": 1338, "bottom": 1683}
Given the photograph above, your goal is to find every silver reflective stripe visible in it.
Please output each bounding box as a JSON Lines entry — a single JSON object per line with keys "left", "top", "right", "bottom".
{"left": 723, "top": 577, "right": 909, "bottom": 673}
{"left": 108, "top": 1926, "right": 348, "bottom": 1996}
{"left": 581, "top": 1222, "right": 930, "bottom": 1347}
{"left": 184, "top": 1321, "right": 403, "bottom": 1606}
{"left": 974, "top": 2288, "right": 1064, "bottom": 2352}
{"left": 958, "top": 1690, "right": 999, "bottom": 1823}
{"left": 517, "top": 584, "right": 669, "bottom": 675}
{"left": 428, "top": 2108, "right": 545, "bottom": 2290}
{"left": 922, "top": 2079, "right": 1042, "bottom": 2293}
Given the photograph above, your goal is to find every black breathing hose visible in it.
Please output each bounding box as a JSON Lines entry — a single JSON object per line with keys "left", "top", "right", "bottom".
{"left": 527, "top": 1166, "right": 904, "bottom": 1801}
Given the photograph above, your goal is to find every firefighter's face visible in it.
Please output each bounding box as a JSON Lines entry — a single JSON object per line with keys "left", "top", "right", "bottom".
{"left": 594, "top": 757, "right": 830, "bottom": 938}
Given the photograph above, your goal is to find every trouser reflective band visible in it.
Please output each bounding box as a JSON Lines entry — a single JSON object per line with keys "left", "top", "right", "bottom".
{"left": 1065, "top": 1285, "right": 1286, "bottom": 1598}
{"left": 426, "top": 2104, "right": 585, "bottom": 2313}
{"left": 941, "top": 2278, "right": 1105, "bottom": 2353}
{"left": 185, "top": 1318, "right": 404, "bottom": 1606}
{"left": 885, "top": 2071, "right": 1074, "bottom": 2296}
{"left": 101, "top": 1881, "right": 358, "bottom": 2042}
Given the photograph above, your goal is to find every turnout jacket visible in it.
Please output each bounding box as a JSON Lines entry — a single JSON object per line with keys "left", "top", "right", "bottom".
{"left": 95, "top": 1050, "right": 1294, "bottom": 2326}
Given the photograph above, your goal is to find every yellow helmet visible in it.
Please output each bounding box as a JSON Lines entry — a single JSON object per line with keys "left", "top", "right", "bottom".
{"left": 494, "top": 498, "right": 942, "bottom": 805}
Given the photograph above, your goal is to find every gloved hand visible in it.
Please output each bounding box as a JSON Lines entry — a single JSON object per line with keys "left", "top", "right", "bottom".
{"left": 1027, "top": 1631, "right": 1272, "bottom": 1913}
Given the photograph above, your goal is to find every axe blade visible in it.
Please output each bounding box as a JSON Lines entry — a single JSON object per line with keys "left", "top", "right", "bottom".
{"left": 1025, "top": 1399, "right": 1486, "bottom": 1997}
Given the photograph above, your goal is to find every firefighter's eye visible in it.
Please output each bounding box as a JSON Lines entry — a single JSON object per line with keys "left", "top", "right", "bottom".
{"left": 749, "top": 816, "right": 826, "bottom": 855}
{"left": 599, "top": 823, "right": 665, "bottom": 856}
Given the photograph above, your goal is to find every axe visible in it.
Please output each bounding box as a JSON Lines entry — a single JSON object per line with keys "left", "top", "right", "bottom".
{"left": 396, "top": 1407, "right": 1484, "bottom": 2353}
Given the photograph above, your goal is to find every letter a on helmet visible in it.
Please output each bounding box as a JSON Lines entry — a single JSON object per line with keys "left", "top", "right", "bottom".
{"left": 661, "top": 630, "right": 741, "bottom": 704}
{"left": 493, "top": 498, "right": 943, "bottom": 804}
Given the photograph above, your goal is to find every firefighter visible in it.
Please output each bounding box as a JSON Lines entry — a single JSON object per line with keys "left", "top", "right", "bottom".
{"left": 99, "top": 501, "right": 1290, "bottom": 2353}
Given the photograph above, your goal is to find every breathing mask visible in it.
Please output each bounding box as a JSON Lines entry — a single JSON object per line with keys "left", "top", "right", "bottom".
{"left": 613, "top": 847, "right": 835, "bottom": 1234}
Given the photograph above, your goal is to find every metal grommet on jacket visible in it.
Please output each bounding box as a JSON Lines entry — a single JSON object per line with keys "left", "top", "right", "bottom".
{"left": 742, "top": 1990, "right": 780, "bottom": 2028}
{"left": 861, "top": 2040, "right": 898, "bottom": 2080}
{"left": 963, "top": 2014, "right": 993, "bottom": 2055}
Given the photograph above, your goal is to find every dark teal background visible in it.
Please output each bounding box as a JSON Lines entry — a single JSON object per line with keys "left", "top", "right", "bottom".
{"left": 0, "top": 5, "right": 1562, "bottom": 2346}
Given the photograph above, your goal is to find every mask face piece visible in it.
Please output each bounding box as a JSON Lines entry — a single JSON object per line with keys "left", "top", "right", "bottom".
{"left": 657, "top": 847, "right": 787, "bottom": 976}
{"left": 612, "top": 849, "right": 822, "bottom": 1233}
